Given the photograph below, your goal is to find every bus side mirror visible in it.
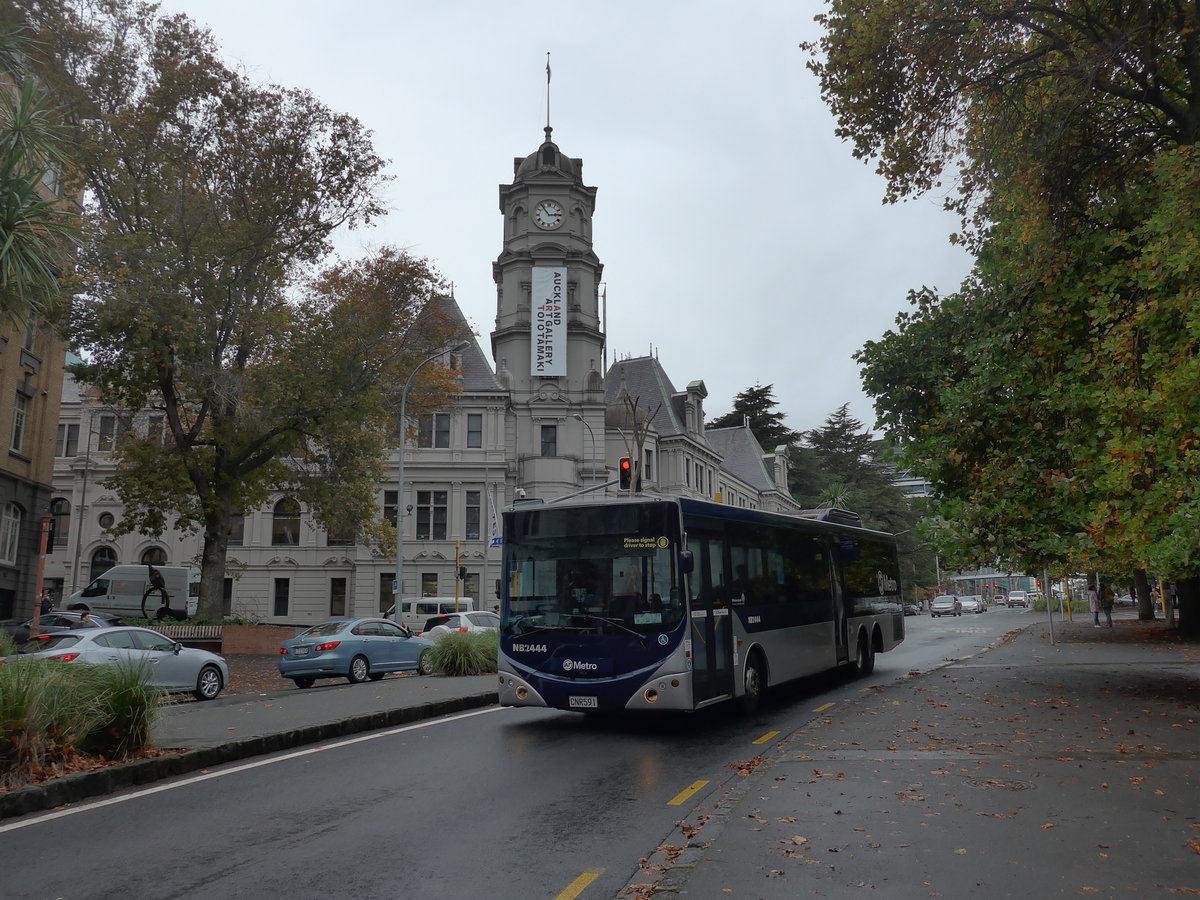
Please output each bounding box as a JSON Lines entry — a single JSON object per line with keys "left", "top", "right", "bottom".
{"left": 679, "top": 550, "right": 694, "bottom": 575}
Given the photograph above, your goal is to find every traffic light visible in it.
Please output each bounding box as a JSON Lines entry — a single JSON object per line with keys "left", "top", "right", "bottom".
{"left": 619, "top": 457, "right": 632, "bottom": 490}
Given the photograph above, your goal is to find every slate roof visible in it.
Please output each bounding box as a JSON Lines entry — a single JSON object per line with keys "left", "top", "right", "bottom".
{"left": 436, "top": 294, "right": 504, "bottom": 393}
{"left": 604, "top": 356, "right": 687, "bottom": 437}
{"left": 704, "top": 426, "right": 775, "bottom": 492}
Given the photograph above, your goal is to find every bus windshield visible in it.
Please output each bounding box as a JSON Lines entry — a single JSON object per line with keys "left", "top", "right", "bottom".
{"left": 503, "top": 502, "right": 684, "bottom": 639}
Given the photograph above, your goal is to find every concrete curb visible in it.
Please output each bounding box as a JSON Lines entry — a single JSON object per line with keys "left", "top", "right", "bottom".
{"left": 0, "top": 691, "right": 499, "bottom": 821}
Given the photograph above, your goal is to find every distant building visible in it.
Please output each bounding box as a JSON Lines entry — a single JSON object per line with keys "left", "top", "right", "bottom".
{"left": 43, "top": 126, "right": 801, "bottom": 623}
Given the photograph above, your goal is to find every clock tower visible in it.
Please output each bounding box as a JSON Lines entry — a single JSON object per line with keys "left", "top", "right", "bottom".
{"left": 492, "top": 127, "right": 606, "bottom": 498}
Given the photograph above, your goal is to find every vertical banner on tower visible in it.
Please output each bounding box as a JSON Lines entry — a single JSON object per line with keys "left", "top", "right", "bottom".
{"left": 531, "top": 266, "right": 566, "bottom": 376}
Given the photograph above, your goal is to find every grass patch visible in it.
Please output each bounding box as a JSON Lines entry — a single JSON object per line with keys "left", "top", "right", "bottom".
{"left": 429, "top": 631, "right": 498, "bottom": 676}
{"left": 0, "top": 658, "right": 161, "bottom": 790}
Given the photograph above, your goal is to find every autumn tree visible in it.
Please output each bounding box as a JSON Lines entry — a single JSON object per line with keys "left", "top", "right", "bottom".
{"left": 708, "top": 384, "right": 800, "bottom": 451}
{"left": 22, "top": 1, "right": 465, "bottom": 619}
{"left": 809, "top": 2, "right": 1200, "bottom": 629}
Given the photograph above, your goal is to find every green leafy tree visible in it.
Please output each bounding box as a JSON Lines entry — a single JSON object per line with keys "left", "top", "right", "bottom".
{"left": 811, "top": 2, "right": 1200, "bottom": 630}
{"left": 708, "top": 384, "right": 800, "bottom": 450}
{"left": 28, "top": 2, "right": 465, "bottom": 619}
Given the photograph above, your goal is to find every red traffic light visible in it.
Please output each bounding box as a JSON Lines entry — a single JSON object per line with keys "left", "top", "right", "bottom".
{"left": 619, "top": 457, "right": 632, "bottom": 489}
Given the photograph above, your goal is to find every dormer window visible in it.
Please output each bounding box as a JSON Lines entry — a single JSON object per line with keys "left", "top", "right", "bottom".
{"left": 542, "top": 145, "right": 556, "bottom": 166}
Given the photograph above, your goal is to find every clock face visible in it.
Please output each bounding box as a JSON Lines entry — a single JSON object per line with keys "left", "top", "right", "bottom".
{"left": 533, "top": 199, "right": 565, "bottom": 230}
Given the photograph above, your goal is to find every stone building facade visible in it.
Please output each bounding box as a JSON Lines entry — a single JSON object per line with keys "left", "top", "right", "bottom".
{"left": 41, "top": 129, "right": 800, "bottom": 625}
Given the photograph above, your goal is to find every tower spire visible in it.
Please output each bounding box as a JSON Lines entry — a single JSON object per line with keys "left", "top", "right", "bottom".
{"left": 545, "top": 52, "right": 552, "bottom": 138}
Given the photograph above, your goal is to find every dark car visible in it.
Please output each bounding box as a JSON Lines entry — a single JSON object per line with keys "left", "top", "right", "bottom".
{"left": 903, "top": 603, "right": 921, "bottom": 617}
{"left": 0, "top": 610, "right": 123, "bottom": 646}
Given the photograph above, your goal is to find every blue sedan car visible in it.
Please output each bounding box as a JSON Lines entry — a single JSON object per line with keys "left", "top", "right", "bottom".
{"left": 279, "top": 617, "right": 436, "bottom": 688}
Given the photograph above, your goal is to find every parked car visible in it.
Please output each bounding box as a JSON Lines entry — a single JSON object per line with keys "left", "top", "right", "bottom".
{"left": 278, "top": 617, "right": 436, "bottom": 688}
{"left": 0, "top": 610, "right": 123, "bottom": 646}
{"left": 1006, "top": 590, "right": 1029, "bottom": 608}
{"left": 903, "top": 603, "right": 922, "bottom": 617}
{"left": 930, "top": 595, "right": 962, "bottom": 617}
{"left": 418, "top": 611, "right": 501, "bottom": 640}
{"left": 960, "top": 595, "right": 985, "bottom": 614}
{"left": 5, "top": 626, "right": 228, "bottom": 700}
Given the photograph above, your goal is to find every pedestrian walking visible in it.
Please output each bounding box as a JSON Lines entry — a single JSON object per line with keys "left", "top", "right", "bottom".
{"left": 39, "top": 590, "right": 53, "bottom": 616}
{"left": 1087, "top": 584, "right": 1100, "bottom": 627}
{"left": 1100, "top": 583, "right": 1114, "bottom": 627}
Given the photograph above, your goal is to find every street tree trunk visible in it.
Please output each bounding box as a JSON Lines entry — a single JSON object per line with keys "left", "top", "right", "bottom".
{"left": 1134, "top": 568, "right": 1154, "bottom": 621}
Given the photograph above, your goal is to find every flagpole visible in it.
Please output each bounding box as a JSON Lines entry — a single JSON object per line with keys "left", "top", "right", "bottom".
{"left": 545, "top": 51, "right": 551, "bottom": 131}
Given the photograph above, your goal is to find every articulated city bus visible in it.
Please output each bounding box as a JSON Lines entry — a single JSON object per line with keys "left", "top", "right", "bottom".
{"left": 497, "top": 495, "right": 904, "bottom": 714}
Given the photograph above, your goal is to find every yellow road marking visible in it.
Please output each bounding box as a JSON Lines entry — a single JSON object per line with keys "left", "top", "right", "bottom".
{"left": 752, "top": 730, "right": 780, "bottom": 745}
{"left": 556, "top": 868, "right": 603, "bottom": 900}
{"left": 813, "top": 702, "right": 836, "bottom": 713}
{"left": 668, "top": 780, "right": 709, "bottom": 806}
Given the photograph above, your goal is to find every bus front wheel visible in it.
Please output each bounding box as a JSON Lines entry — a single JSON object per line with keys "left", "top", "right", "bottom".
{"left": 739, "top": 656, "right": 764, "bottom": 714}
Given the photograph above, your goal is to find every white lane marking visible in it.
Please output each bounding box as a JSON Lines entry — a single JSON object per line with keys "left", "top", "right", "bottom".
{"left": 0, "top": 706, "right": 505, "bottom": 834}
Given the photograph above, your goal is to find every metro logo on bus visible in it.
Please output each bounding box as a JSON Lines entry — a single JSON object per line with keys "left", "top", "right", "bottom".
{"left": 876, "top": 571, "right": 899, "bottom": 594}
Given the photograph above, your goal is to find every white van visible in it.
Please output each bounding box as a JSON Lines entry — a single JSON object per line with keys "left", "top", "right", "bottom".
{"left": 66, "top": 565, "right": 200, "bottom": 620}
{"left": 388, "top": 597, "right": 477, "bottom": 631}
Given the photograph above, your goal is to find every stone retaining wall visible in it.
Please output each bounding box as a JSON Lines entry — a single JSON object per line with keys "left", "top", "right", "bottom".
{"left": 152, "top": 624, "right": 298, "bottom": 654}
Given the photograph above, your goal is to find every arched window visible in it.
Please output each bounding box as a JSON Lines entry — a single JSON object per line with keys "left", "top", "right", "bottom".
{"left": 0, "top": 502, "right": 21, "bottom": 565}
{"left": 90, "top": 546, "right": 117, "bottom": 580}
{"left": 50, "top": 498, "right": 70, "bottom": 548}
{"left": 272, "top": 498, "right": 301, "bottom": 546}
{"left": 140, "top": 547, "right": 167, "bottom": 566}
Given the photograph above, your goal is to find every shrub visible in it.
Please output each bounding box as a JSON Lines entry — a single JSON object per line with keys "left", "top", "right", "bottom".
{"left": 77, "top": 664, "right": 162, "bottom": 759}
{"left": 0, "top": 658, "right": 161, "bottom": 788}
{"left": 429, "top": 631, "right": 498, "bottom": 676}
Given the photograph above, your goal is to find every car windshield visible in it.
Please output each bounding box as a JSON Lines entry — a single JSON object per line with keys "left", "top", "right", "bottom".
{"left": 297, "top": 620, "right": 350, "bottom": 638}
{"left": 23, "top": 634, "right": 83, "bottom": 652}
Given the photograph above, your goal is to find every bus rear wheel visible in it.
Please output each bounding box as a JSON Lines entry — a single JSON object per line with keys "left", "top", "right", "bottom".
{"left": 853, "top": 631, "right": 875, "bottom": 676}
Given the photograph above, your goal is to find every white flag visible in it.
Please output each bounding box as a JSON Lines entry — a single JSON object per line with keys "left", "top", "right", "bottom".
{"left": 488, "top": 486, "right": 503, "bottom": 547}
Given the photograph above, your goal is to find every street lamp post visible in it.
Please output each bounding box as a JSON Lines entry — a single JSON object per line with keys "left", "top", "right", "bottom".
{"left": 573, "top": 413, "right": 596, "bottom": 483}
{"left": 394, "top": 342, "right": 470, "bottom": 621}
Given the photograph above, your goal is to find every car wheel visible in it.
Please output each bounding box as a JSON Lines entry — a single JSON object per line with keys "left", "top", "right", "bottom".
{"left": 193, "top": 664, "right": 223, "bottom": 701}
{"left": 738, "top": 655, "right": 764, "bottom": 714}
{"left": 293, "top": 676, "right": 316, "bottom": 689}
{"left": 417, "top": 648, "right": 435, "bottom": 676}
{"left": 347, "top": 655, "right": 370, "bottom": 684}
{"left": 368, "top": 672, "right": 385, "bottom": 681}
{"left": 853, "top": 631, "right": 875, "bottom": 676}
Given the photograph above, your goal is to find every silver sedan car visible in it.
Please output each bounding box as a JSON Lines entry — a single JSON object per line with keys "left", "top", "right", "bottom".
{"left": 8, "top": 626, "right": 229, "bottom": 700}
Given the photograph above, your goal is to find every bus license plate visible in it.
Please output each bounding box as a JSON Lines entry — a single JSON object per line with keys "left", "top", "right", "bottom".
{"left": 569, "top": 696, "right": 598, "bottom": 709}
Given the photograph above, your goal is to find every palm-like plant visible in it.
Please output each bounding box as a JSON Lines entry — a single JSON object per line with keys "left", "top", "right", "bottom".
{"left": 0, "top": 26, "right": 76, "bottom": 323}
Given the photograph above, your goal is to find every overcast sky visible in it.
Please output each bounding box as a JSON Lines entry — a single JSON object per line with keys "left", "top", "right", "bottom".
{"left": 161, "top": 0, "right": 974, "bottom": 436}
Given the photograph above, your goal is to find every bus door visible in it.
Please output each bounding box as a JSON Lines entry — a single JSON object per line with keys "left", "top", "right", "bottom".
{"left": 689, "top": 534, "right": 734, "bottom": 704}
{"left": 829, "top": 537, "right": 849, "bottom": 663}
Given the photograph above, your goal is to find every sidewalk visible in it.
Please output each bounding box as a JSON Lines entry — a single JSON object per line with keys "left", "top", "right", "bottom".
{"left": 639, "top": 618, "right": 1200, "bottom": 898}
